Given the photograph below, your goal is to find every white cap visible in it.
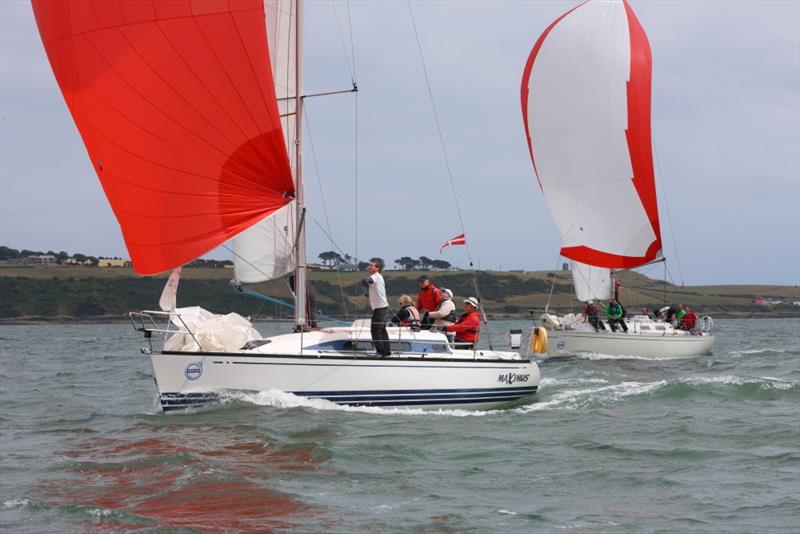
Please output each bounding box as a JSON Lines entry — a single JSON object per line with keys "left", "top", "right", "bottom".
{"left": 464, "top": 297, "right": 479, "bottom": 308}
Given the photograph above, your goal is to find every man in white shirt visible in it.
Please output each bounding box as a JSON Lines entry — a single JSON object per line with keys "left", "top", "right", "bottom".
{"left": 364, "top": 259, "right": 391, "bottom": 356}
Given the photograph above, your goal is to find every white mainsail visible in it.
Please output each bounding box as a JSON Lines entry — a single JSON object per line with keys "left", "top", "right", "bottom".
{"left": 232, "top": 0, "right": 298, "bottom": 283}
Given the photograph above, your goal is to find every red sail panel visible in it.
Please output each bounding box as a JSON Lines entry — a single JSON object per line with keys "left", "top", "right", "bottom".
{"left": 623, "top": 0, "right": 662, "bottom": 258}
{"left": 32, "top": 0, "right": 295, "bottom": 275}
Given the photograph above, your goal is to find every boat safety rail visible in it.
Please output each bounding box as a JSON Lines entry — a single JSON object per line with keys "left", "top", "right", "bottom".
{"left": 129, "top": 310, "right": 202, "bottom": 352}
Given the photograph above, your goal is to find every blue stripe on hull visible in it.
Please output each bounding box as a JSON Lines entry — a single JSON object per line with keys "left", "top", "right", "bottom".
{"left": 158, "top": 386, "right": 537, "bottom": 412}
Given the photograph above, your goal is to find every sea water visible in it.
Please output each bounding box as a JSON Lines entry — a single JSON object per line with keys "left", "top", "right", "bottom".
{"left": 1, "top": 318, "right": 798, "bottom": 532}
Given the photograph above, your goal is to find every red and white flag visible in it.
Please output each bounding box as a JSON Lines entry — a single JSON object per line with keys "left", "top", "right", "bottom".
{"left": 440, "top": 233, "right": 466, "bottom": 253}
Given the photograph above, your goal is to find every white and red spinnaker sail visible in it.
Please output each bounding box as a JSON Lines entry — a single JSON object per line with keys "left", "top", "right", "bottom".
{"left": 31, "top": 0, "right": 295, "bottom": 276}
{"left": 521, "top": 0, "right": 662, "bottom": 270}
{"left": 232, "top": 0, "right": 299, "bottom": 283}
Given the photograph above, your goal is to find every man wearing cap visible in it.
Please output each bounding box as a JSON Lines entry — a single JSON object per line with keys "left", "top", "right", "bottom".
{"left": 416, "top": 275, "right": 442, "bottom": 316}
{"left": 446, "top": 297, "right": 481, "bottom": 350}
{"left": 363, "top": 259, "right": 391, "bottom": 356}
{"left": 582, "top": 299, "right": 604, "bottom": 332}
{"left": 425, "top": 287, "right": 457, "bottom": 327}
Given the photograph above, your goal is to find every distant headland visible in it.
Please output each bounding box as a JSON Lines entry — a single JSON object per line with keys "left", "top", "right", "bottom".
{"left": 1, "top": 246, "right": 797, "bottom": 323}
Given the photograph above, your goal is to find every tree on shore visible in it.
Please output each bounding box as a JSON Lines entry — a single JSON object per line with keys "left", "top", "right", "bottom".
{"left": 395, "top": 256, "right": 415, "bottom": 270}
{"left": 431, "top": 259, "right": 451, "bottom": 270}
{"left": 318, "top": 251, "right": 343, "bottom": 267}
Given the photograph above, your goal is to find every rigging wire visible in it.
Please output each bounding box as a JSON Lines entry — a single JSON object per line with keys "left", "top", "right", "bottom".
{"left": 304, "top": 107, "right": 351, "bottom": 319}
{"left": 406, "top": 0, "right": 493, "bottom": 348}
{"left": 345, "top": 0, "right": 358, "bottom": 81}
{"left": 329, "top": 0, "right": 360, "bottom": 264}
{"left": 330, "top": 0, "right": 356, "bottom": 85}
{"left": 654, "top": 144, "right": 685, "bottom": 286}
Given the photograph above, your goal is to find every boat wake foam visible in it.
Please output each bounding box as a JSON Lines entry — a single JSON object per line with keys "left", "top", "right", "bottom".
{"left": 220, "top": 389, "right": 508, "bottom": 418}
{"left": 574, "top": 352, "right": 695, "bottom": 361}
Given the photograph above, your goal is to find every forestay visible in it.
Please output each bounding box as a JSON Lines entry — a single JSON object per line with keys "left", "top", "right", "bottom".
{"left": 521, "top": 0, "right": 662, "bottom": 269}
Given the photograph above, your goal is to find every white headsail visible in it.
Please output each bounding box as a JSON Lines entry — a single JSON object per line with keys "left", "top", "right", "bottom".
{"left": 232, "top": 0, "right": 299, "bottom": 283}
{"left": 571, "top": 261, "right": 612, "bottom": 302}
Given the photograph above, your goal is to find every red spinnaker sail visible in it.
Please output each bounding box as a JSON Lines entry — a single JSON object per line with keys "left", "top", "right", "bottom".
{"left": 32, "top": 0, "right": 295, "bottom": 275}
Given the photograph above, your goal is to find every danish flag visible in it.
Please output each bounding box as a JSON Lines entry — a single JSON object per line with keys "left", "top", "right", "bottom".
{"left": 440, "top": 233, "right": 466, "bottom": 253}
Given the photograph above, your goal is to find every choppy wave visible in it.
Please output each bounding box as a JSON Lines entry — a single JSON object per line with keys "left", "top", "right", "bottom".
{"left": 729, "top": 348, "right": 791, "bottom": 356}
{"left": 3, "top": 498, "right": 30, "bottom": 509}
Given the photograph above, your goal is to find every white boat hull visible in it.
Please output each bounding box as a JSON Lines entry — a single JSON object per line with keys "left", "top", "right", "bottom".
{"left": 142, "top": 322, "right": 539, "bottom": 412}
{"left": 150, "top": 352, "right": 539, "bottom": 411}
{"left": 545, "top": 330, "right": 715, "bottom": 358}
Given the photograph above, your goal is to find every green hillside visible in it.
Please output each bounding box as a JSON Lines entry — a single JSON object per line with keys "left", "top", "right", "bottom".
{"left": 0, "top": 266, "right": 797, "bottom": 321}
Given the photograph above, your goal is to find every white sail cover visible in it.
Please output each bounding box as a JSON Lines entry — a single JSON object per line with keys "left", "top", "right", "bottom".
{"left": 571, "top": 261, "right": 612, "bottom": 302}
{"left": 521, "top": 0, "right": 662, "bottom": 269}
{"left": 232, "top": 0, "right": 298, "bottom": 283}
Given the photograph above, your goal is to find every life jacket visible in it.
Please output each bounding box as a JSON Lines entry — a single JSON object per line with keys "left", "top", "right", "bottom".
{"left": 435, "top": 298, "right": 457, "bottom": 323}
{"left": 399, "top": 304, "right": 421, "bottom": 329}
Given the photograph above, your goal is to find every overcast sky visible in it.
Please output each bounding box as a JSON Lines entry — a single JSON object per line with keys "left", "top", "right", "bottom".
{"left": 1, "top": 0, "right": 798, "bottom": 285}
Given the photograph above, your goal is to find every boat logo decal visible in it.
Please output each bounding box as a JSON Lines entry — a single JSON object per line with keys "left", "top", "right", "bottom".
{"left": 497, "top": 373, "right": 530, "bottom": 385}
{"left": 185, "top": 362, "right": 203, "bottom": 381}
{"left": 557, "top": 341, "right": 566, "bottom": 350}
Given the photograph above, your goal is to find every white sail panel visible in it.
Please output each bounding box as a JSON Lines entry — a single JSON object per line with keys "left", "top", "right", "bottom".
{"left": 522, "top": 0, "right": 661, "bottom": 268}
{"left": 233, "top": 203, "right": 296, "bottom": 283}
{"left": 231, "top": 0, "right": 298, "bottom": 283}
{"left": 571, "top": 261, "right": 612, "bottom": 302}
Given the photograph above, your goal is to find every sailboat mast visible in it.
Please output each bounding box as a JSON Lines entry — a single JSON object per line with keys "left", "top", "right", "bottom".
{"left": 293, "top": 0, "right": 308, "bottom": 329}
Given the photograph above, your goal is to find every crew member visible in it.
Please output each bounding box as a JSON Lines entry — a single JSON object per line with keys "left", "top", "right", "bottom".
{"left": 675, "top": 304, "right": 686, "bottom": 324}
{"left": 363, "top": 259, "right": 391, "bottom": 356}
{"left": 679, "top": 307, "right": 698, "bottom": 331}
{"left": 583, "top": 300, "right": 605, "bottom": 332}
{"left": 416, "top": 275, "right": 442, "bottom": 315}
{"left": 446, "top": 297, "right": 481, "bottom": 349}
{"left": 605, "top": 298, "right": 628, "bottom": 333}
{"left": 392, "top": 295, "right": 421, "bottom": 331}
{"left": 426, "top": 287, "right": 456, "bottom": 327}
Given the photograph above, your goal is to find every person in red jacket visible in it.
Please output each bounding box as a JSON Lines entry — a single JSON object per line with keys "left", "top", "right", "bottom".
{"left": 446, "top": 297, "right": 481, "bottom": 349}
{"left": 416, "top": 275, "right": 442, "bottom": 316}
{"left": 679, "top": 307, "right": 698, "bottom": 331}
